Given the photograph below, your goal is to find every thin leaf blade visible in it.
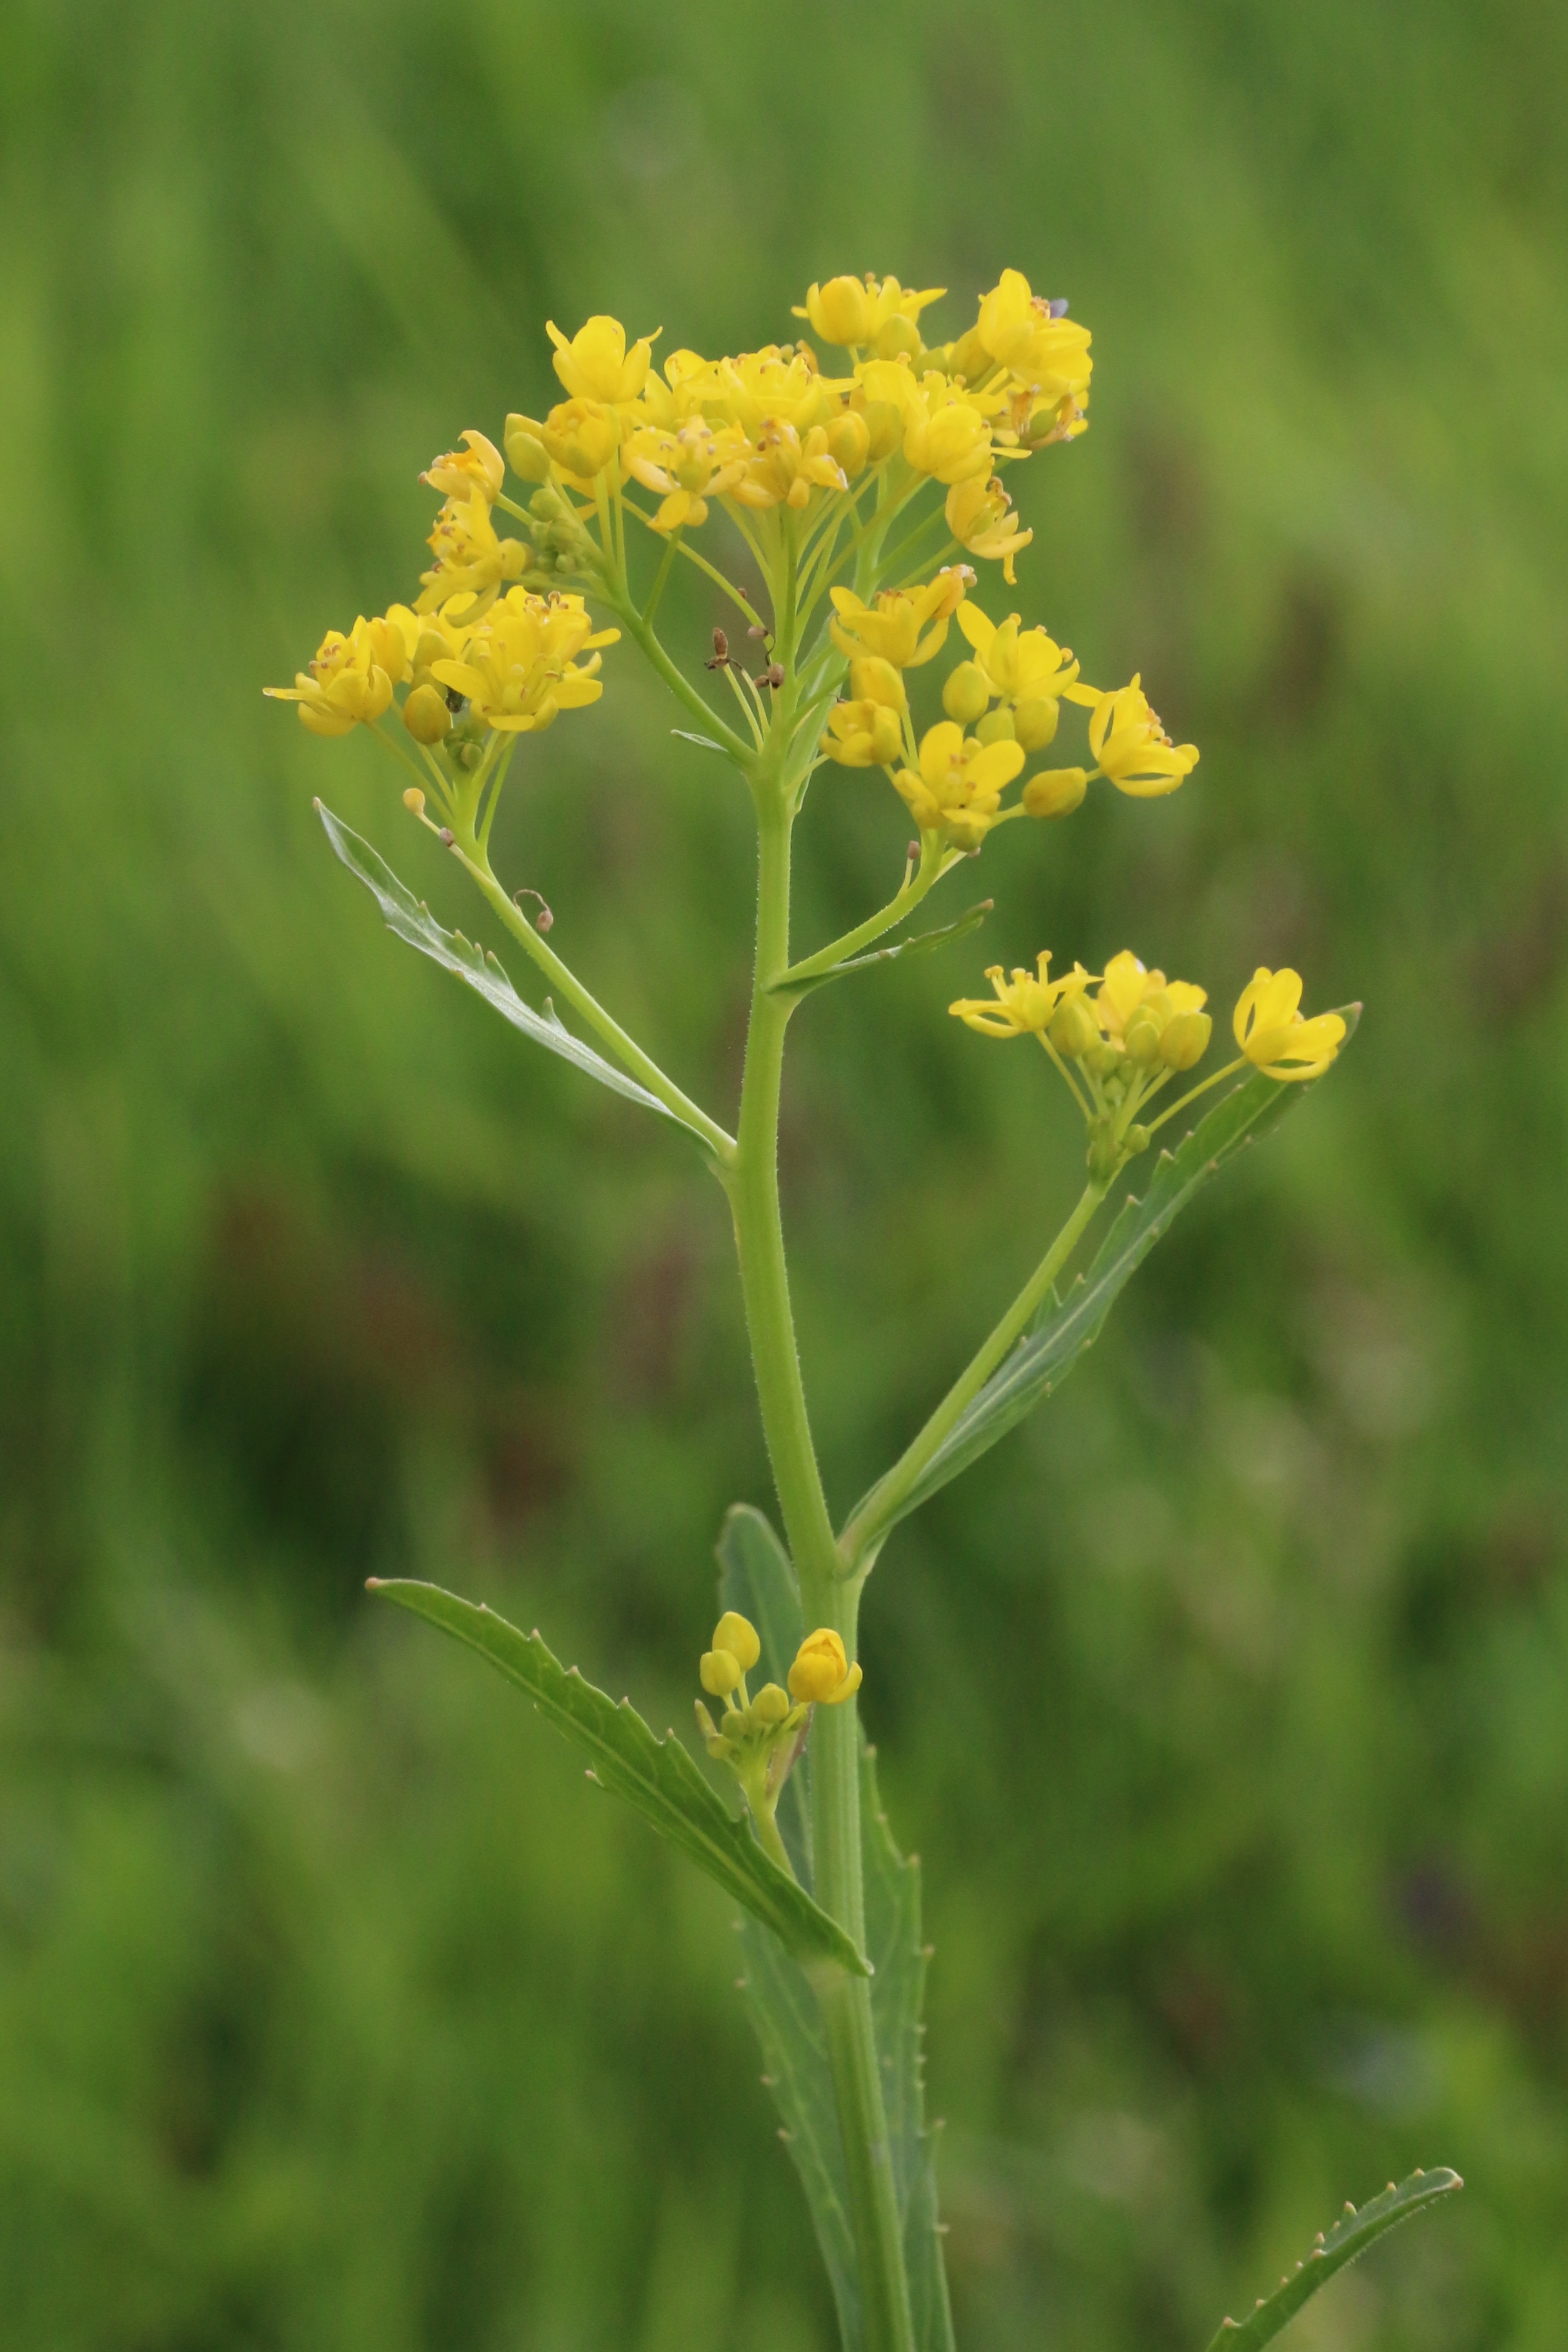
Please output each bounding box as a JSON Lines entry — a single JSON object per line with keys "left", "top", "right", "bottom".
{"left": 369, "top": 1576, "right": 868, "bottom": 1976}
{"left": 316, "top": 801, "right": 674, "bottom": 1120}
{"left": 1202, "top": 2166, "right": 1462, "bottom": 2351}
{"left": 774, "top": 902, "right": 994, "bottom": 998}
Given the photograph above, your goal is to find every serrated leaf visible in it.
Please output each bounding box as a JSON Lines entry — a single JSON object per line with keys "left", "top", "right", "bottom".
{"left": 1201, "top": 2166, "right": 1462, "bottom": 2351}
{"left": 718, "top": 1510, "right": 952, "bottom": 2352}
{"left": 316, "top": 801, "right": 675, "bottom": 1121}
{"left": 852, "top": 1021, "right": 1358, "bottom": 1546}
{"left": 369, "top": 1577, "right": 868, "bottom": 1977}
{"left": 773, "top": 901, "right": 994, "bottom": 998}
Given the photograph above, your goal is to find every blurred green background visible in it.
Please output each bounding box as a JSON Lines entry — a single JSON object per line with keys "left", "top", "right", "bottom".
{"left": 3, "top": 1, "right": 1565, "bottom": 2345}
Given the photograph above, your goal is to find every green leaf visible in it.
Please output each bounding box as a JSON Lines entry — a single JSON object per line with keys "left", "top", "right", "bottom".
{"left": 316, "top": 801, "right": 674, "bottom": 1120}
{"left": 718, "top": 1510, "right": 953, "bottom": 2352}
{"left": 772, "top": 901, "right": 994, "bottom": 998}
{"left": 368, "top": 1576, "right": 869, "bottom": 1977}
{"left": 1201, "top": 2166, "right": 1462, "bottom": 2350}
{"left": 859, "top": 1021, "right": 1358, "bottom": 1539}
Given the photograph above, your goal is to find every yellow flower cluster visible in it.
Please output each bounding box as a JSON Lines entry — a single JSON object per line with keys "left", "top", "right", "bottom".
{"left": 267, "top": 589, "right": 616, "bottom": 753}
{"left": 694, "top": 1610, "right": 860, "bottom": 1857}
{"left": 952, "top": 947, "right": 1345, "bottom": 1154}
{"left": 820, "top": 586, "right": 1199, "bottom": 847}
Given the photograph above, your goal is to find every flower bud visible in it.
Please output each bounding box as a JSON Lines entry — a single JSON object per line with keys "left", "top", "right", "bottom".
{"left": 504, "top": 415, "right": 553, "bottom": 482}
{"left": 945, "top": 326, "right": 991, "bottom": 383}
{"left": 1124, "top": 1124, "right": 1151, "bottom": 1154}
{"left": 719, "top": 1709, "right": 746, "bottom": 1744}
{"left": 751, "top": 1682, "right": 791, "bottom": 1726}
{"left": 694, "top": 1700, "right": 718, "bottom": 1742}
{"left": 855, "top": 405, "right": 900, "bottom": 469}
{"left": 711, "top": 1611, "right": 761, "bottom": 1671}
{"left": 942, "top": 660, "right": 991, "bottom": 726}
{"left": 402, "top": 683, "right": 452, "bottom": 743}
{"left": 1122, "top": 1008, "right": 1165, "bottom": 1065}
{"left": 788, "top": 1628, "right": 863, "bottom": 1705}
{"left": 1160, "top": 1009, "right": 1212, "bottom": 1070}
{"left": 874, "top": 313, "right": 922, "bottom": 362}
{"left": 975, "top": 706, "right": 1016, "bottom": 745}
{"left": 824, "top": 410, "right": 871, "bottom": 479}
{"left": 1012, "top": 697, "right": 1060, "bottom": 753}
{"left": 1048, "top": 996, "right": 1100, "bottom": 1058}
{"left": 541, "top": 398, "right": 619, "bottom": 480}
{"left": 848, "top": 656, "right": 906, "bottom": 711}
{"left": 1021, "top": 766, "right": 1088, "bottom": 820}
{"left": 813, "top": 275, "right": 872, "bottom": 344}
{"left": 402, "top": 787, "right": 426, "bottom": 816}
{"left": 700, "top": 1648, "right": 743, "bottom": 1697}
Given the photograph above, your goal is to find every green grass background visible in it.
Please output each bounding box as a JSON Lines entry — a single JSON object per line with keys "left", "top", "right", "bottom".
{"left": 2, "top": 2, "right": 1566, "bottom": 2345}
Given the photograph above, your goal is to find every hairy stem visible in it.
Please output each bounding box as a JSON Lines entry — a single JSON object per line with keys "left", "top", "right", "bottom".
{"left": 730, "top": 756, "right": 915, "bottom": 2352}
{"left": 840, "top": 1177, "right": 1108, "bottom": 1568}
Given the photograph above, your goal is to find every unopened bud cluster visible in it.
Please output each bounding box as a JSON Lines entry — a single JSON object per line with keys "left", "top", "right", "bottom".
{"left": 693, "top": 1611, "right": 861, "bottom": 1862}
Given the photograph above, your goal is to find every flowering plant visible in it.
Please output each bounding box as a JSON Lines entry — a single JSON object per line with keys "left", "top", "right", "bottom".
{"left": 269, "top": 268, "right": 1455, "bottom": 2350}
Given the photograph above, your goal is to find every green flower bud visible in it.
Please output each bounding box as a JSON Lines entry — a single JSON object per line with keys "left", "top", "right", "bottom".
{"left": 1123, "top": 1009, "right": 1165, "bottom": 1065}
{"left": 504, "top": 414, "right": 553, "bottom": 482}
{"left": 1123, "top": 1124, "right": 1151, "bottom": 1155}
{"left": 402, "top": 683, "right": 452, "bottom": 744}
{"left": 1160, "top": 1010, "right": 1212, "bottom": 1071}
{"left": 1021, "top": 766, "right": 1087, "bottom": 820}
{"left": 751, "top": 1682, "right": 791, "bottom": 1726}
{"left": 1048, "top": 996, "right": 1100, "bottom": 1059}
{"left": 1012, "top": 697, "right": 1061, "bottom": 753}
{"left": 942, "top": 660, "right": 991, "bottom": 725}
{"left": 975, "top": 706, "right": 1016, "bottom": 745}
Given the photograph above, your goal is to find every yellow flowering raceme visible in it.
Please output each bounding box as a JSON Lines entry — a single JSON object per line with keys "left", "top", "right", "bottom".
{"left": 829, "top": 569, "right": 971, "bottom": 669}
{"left": 787, "top": 1629, "right": 862, "bottom": 1706}
{"left": 949, "top": 951, "right": 1095, "bottom": 1038}
{"left": 902, "top": 379, "right": 996, "bottom": 485}
{"left": 820, "top": 658, "right": 907, "bottom": 767}
{"left": 1094, "top": 951, "right": 1212, "bottom": 1071}
{"left": 892, "top": 721, "right": 1025, "bottom": 848}
{"left": 954, "top": 605, "right": 1091, "bottom": 750}
{"left": 1085, "top": 676, "right": 1199, "bottom": 797}
{"left": 547, "top": 314, "right": 658, "bottom": 406}
{"left": 429, "top": 589, "right": 618, "bottom": 734}
{"left": 265, "top": 608, "right": 417, "bottom": 737}
{"left": 1233, "top": 968, "right": 1346, "bottom": 1081}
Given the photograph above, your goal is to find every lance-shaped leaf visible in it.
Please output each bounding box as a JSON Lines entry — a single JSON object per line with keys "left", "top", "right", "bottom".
{"left": 1201, "top": 2166, "right": 1461, "bottom": 2351}
{"left": 719, "top": 1509, "right": 954, "bottom": 2352}
{"left": 773, "top": 901, "right": 994, "bottom": 998}
{"left": 369, "top": 1577, "right": 868, "bottom": 1977}
{"left": 850, "top": 1021, "right": 1358, "bottom": 1548}
{"left": 316, "top": 801, "right": 674, "bottom": 1120}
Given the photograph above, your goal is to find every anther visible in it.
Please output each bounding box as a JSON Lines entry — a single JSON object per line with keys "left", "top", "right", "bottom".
{"left": 438, "top": 827, "right": 455, "bottom": 847}
{"left": 706, "top": 628, "right": 731, "bottom": 670}
{"left": 760, "top": 663, "right": 785, "bottom": 690}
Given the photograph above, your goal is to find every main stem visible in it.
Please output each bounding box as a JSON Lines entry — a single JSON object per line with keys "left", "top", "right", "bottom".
{"left": 731, "top": 768, "right": 915, "bottom": 2352}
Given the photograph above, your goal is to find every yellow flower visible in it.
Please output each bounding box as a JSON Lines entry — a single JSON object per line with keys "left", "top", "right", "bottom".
{"left": 950, "top": 951, "right": 1094, "bottom": 1038}
{"left": 955, "top": 604, "right": 1083, "bottom": 706}
{"left": 975, "top": 269, "right": 1094, "bottom": 405}
{"left": 547, "top": 314, "right": 657, "bottom": 406}
{"left": 538, "top": 397, "right": 621, "bottom": 486}
{"left": 265, "top": 607, "right": 417, "bottom": 737}
{"left": 417, "top": 493, "right": 531, "bottom": 617}
{"left": 892, "top": 720, "right": 1024, "bottom": 847}
{"left": 420, "top": 429, "right": 505, "bottom": 505}
{"left": 1085, "top": 676, "right": 1199, "bottom": 797}
{"left": 1233, "top": 968, "right": 1346, "bottom": 1081}
{"left": 820, "top": 657, "right": 907, "bottom": 767}
{"left": 429, "top": 588, "right": 618, "bottom": 734}
{"left": 624, "top": 418, "right": 748, "bottom": 530}
{"left": 787, "top": 1629, "right": 862, "bottom": 1706}
{"left": 710, "top": 345, "right": 837, "bottom": 439}
{"left": 945, "top": 475, "right": 1032, "bottom": 583}
{"left": 902, "top": 382, "right": 994, "bottom": 484}
{"left": 829, "top": 568, "right": 971, "bottom": 668}
{"left": 794, "top": 273, "right": 945, "bottom": 355}
{"left": 1093, "top": 951, "right": 1212, "bottom": 1068}
{"left": 731, "top": 419, "right": 848, "bottom": 512}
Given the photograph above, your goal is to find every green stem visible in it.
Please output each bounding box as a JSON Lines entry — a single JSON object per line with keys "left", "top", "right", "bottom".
{"left": 730, "top": 759, "right": 915, "bottom": 2352}
{"left": 614, "top": 598, "right": 755, "bottom": 767}
{"left": 840, "top": 1178, "right": 1108, "bottom": 1569}
{"left": 457, "top": 844, "right": 737, "bottom": 1162}
{"left": 773, "top": 841, "right": 950, "bottom": 991}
